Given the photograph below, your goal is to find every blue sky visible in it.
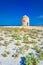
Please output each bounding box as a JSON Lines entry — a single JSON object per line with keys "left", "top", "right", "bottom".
{"left": 0, "top": 0, "right": 43, "bottom": 26}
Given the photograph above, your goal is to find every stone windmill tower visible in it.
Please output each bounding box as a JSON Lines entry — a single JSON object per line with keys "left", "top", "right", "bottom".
{"left": 22, "top": 15, "right": 29, "bottom": 26}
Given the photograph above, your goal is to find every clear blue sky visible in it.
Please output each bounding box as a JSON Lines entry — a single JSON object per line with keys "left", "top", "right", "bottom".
{"left": 0, "top": 0, "right": 43, "bottom": 26}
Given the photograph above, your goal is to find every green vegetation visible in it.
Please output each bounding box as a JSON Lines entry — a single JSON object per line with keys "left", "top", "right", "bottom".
{"left": 23, "top": 36, "right": 29, "bottom": 43}
{"left": 30, "top": 34, "right": 38, "bottom": 39}
{"left": 16, "top": 41, "right": 21, "bottom": 46}
{"left": 39, "top": 50, "right": 43, "bottom": 60}
{"left": 1, "top": 51, "right": 10, "bottom": 57}
{"left": 4, "top": 41, "right": 9, "bottom": 47}
{"left": 4, "top": 51, "right": 10, "bottom": 54}
{"left": 34, "top": 45, "right": 40, "bottom": 51}
{"left": 41, "top": 42, "right": 43, "bottom": 45}
{"left": 19, "top": 45, "right": 30, "bottom": 55}
{"left": 0, "top": 37, "right": 4, "bottom": 41}
{"left": 0, "top": 42, "right": 2, "bottom": 46}
{"left": 0, "top": 27, "right": 43, "bottom": 64}
{"left": 25, "top": 53, "right": 40, "bottom": 65}
{"left": 4, "top": 31, "right": 8, "bottom": 34}
{"left": 9, "top": 39, "right": 14, "bottom": 43}
{"left": 23, "top": 45, "right": 30, "bottom": 50}
{"left": 1, "top": 53, "right": 7, "bottom": 57}
{"left": 12, "top": 34, "right": 21, "bottom": 40}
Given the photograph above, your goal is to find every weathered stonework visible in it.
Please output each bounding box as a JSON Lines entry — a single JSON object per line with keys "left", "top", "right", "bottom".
{"left": 22, "top": 15, "right": 29, "bottom": 26}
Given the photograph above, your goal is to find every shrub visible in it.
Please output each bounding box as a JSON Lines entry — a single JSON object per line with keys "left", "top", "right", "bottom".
{"left": 5, "top": 51, "right": 10, "bottom": 54}
{"left": 1, "top": 51, "right": 10, "bottom": 57}
{"left": 16, "top": 41, "right": 21, "bottom": 46}
{"left": 25, "top": 53, "right": 40, "bottom": 65}
{"left": 4, "top": 41, "right": 9, "bottom": 47}
{"left": 12, "top": 34, "right": 21, "bottom": 40}
{"left": 1, "top": 53, "right": 7, "bottom": 57}
{"left": 4, "top": 31, "right": 8, "bottom": 34}
{"left": 23, "top": 45, "right": 30, "bottom": 50}
{"left": 0, "top": 42, "right": 2, "bottom": 46}
{"left": 0, "top": 37, "right": 4, "bottom": 41}
{"left": 39, "top": 50, "right": 43, "bottom": 60}
{"left": 34, "top": 45, "right": 40, "bottom": 52}
{"left": 23, "top": 36, "right": 28, "bottom": 43}
{"left": 41, "top": 42, "right": 43, "bottom": 45}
